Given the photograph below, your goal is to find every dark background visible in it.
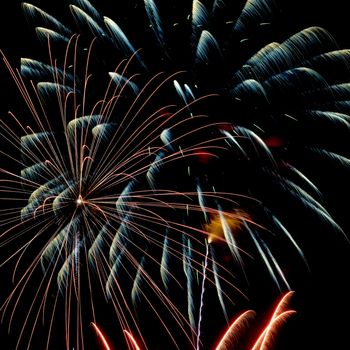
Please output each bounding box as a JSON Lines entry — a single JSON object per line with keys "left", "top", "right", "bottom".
{"left": 0, "top": 1, "right": 349, "bottom": 349}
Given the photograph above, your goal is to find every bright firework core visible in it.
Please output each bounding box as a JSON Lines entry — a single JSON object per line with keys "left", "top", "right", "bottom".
{"left": 76, "top": 195, "right": 83, "bottom": 206}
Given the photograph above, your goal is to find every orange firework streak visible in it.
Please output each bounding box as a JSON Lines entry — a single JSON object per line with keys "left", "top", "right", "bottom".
{"left": 91, "top": 323, "right": 111, "bottom": 350}
{"left": 124, "top": 330, "right": 141, "bottom": 350}
{"left": 91, "top": 323, "right": 142, "bottom": 350}
{"left": 91, "top": 292, "right": 295, "bottom": 350}
{"left": 251, "top": 291, "right": 296, "bottom": 350}
{"left": 215, "top": 291, "right": 296, "bottom": 350}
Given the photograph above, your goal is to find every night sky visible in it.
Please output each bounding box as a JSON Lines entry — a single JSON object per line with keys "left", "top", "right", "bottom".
{"left": 0, "top": 1, "right": 349, "bottom": 349}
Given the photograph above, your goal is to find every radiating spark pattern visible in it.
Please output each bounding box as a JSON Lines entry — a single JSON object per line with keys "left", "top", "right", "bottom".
{"left": 0, "top": 0, "right": 348, "bottom": 349}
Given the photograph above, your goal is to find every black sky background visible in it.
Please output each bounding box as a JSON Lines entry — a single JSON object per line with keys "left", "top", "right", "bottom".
{"left": 0, "top": 1, "right": 349, "bottom": 349}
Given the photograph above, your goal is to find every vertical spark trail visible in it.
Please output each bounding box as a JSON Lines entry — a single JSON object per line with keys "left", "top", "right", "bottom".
{"left": 196, "top": 240, "right": 209, "bottom": 350}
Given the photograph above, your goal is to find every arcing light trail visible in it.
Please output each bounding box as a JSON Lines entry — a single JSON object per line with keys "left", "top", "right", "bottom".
{"left": 91, "top": 291, "right": 295, "bottom": 350}
{"left": 91, "top": 323, "right": 111, "bottom": 350}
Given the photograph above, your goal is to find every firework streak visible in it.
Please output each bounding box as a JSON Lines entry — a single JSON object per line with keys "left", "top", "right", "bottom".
{"left": 0, "top": 0, "right": 349, "bottom": 349}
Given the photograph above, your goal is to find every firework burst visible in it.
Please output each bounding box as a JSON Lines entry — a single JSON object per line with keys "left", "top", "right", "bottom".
{"left": 0, "top": 0, "right": 349, "bottom": 349}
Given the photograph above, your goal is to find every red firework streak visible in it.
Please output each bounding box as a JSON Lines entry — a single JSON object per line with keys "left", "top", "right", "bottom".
{"left": 92, "top": 291, "right": 295, "bottom": 350}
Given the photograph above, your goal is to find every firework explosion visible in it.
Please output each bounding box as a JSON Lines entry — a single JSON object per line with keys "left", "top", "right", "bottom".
{"left": 0, "top": 0, "right": 349, "bottom": 349}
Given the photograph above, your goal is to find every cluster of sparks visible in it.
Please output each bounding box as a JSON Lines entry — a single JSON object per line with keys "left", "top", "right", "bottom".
{"left": 0, "top": 0, "right": 349, "bottom": 349}
{"left": 0, "top": 35, "right": 257, "bottom": 350}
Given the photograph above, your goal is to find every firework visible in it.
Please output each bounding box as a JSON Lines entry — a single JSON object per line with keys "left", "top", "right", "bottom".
{"left": 215, "top": 291, "right": 296, "bottom": 350}
{"left": 91, "top": 323, "right": 111, "bottom": 350}
{"left": 0, "top": 0, "right": 349, "bottom": 349}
